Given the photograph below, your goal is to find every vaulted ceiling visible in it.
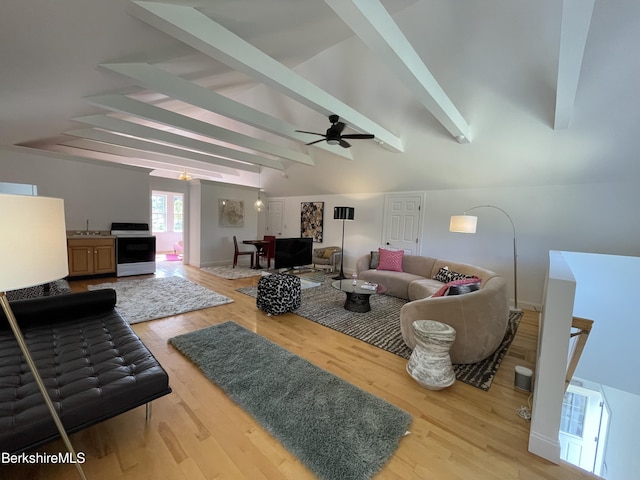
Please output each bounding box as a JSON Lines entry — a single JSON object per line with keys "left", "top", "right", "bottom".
{"left": 2, "top": 0, "right": 639, "bottom": 196}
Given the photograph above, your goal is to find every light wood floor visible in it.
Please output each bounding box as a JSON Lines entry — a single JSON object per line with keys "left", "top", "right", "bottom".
{"left": 1, "top": 262, "right": 599, "bottom": 480}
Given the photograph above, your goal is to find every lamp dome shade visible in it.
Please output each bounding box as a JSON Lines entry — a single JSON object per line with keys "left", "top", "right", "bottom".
{"left": 0, "top": 194, "right": 68, "bottom": 291}
{"left": 449, "top": 215, "right": 478, "bottom": 233}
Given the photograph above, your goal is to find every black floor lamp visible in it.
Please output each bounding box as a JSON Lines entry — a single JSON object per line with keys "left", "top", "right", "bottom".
{"left": 333, "top": 206, "right": 355, "bottom": 280}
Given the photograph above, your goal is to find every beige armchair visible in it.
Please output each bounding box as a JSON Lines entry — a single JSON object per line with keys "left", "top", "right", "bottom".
{"left": 312, "top": 246, "right": 342, "bottom": 272}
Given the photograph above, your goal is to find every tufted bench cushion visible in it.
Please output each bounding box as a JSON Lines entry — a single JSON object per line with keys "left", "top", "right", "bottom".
{"left": 0, "top": 289, "right": 172, "bottom": 453}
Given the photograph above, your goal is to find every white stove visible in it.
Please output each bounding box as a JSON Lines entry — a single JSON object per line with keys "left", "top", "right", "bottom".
{"left": 110, "top": 222, "right": 156, "bottom": 277}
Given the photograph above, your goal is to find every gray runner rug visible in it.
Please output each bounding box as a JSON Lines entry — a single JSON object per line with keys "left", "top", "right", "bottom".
{"left": 169, "top": 321, "right": 412, "bottom": 480}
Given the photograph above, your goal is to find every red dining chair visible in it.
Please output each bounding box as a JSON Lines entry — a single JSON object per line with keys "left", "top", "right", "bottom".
{"left": 233, "top": 235, "right": 254, "bottom": 268}
{"left": 259, "top": 235, "right": 276, "bottom": 269}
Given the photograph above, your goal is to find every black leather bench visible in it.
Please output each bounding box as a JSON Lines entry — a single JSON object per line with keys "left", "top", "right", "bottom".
{"left": 0, "top": 289, "right": 172, "bottom": 453}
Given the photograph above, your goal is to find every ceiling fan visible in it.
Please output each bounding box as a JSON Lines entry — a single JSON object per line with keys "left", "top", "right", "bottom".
{"left": 296, "top": 114, "right": 374, "bottom": 148}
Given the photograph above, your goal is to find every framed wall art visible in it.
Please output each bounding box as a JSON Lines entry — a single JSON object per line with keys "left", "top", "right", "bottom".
{"left": 300, "top": 201, "right": 324, "bottom": 242}
{"left": 218, "top": 199, "right": 244, "bottom": 227}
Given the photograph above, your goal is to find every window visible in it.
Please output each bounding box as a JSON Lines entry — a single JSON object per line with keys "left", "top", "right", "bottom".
{"left": 173, "top": 195, "right": 184, "bottom": 232}
{"left": 152, "top": 194, "right": 167, "bottom": 233}
{"left": 560, "top": 391, "right": 587, "bottom": 437}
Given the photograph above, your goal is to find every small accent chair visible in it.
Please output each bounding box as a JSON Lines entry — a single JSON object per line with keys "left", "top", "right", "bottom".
{"left": 233, "top": 235, "right": 254, "bottom": 268}
{"left": 312, "top": 246, "right": 342, "bottom": 272}
{"left": 259, "top": 235, "right": 276, "bottom": 269}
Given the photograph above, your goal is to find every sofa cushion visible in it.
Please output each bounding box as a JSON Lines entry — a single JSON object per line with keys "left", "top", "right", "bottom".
{"left": 433, "top": 266, "right": 474, "bottom": 283}
{"left": 407, "top": 279, "right": 446, "bottom": 300}
{"left": 358, "top": 270, "right": 425, "bottom": 299}
{"left": 377, "top": 248, "right": 404, "bottom": 272}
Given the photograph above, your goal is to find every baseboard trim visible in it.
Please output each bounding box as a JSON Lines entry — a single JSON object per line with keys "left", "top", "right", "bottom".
{"left": 528, "top": 431, "right": 561, "bottom": 464}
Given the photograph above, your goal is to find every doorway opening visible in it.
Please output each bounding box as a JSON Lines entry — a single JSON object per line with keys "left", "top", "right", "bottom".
{"left": 152, "top": 190, "right": 184, "bottom": 263}
{"left": 560, "top": 379, "right": 610, "bottom": 476}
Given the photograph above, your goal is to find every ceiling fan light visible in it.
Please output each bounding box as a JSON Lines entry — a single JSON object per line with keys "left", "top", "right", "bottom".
{"left": 326, "top": 139, "right": 340, "bottom": 145}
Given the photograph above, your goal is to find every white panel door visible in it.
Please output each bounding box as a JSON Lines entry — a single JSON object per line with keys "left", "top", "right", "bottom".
{"left": 559, "top": 383, "right": 606, "bottom": 473}
{"left": 266, "top": 200, "right": 283, "bottom": 236}
{"left": 382, "top": 193, "right": 423, "bottom": 255}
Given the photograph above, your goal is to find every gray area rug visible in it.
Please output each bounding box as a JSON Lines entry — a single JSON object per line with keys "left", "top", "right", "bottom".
{"left": 88, "top": 276, "right": 233, "bottom": 324}
{"left": 237, "top": 282, "right": 522, "bottom": 391}
{"left": 201, "top": 265, "right": 265, "bottom": 279}
{"left": 169, "top": 321, "right": 411, "bottom": 480}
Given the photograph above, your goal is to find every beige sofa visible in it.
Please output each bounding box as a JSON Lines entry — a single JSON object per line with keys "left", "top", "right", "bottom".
{"left": 355, "top": 253, "right": 509, "bottom": 364}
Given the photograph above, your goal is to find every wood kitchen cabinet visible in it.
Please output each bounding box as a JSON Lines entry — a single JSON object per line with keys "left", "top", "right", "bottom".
{"left": 67, "top": 238, "right": 116, "bottom": 276}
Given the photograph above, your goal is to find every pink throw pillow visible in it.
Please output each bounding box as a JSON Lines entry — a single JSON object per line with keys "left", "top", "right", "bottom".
{"left": 377, "top": 248, "right": 404, "bottom": 272}
{"left": 431, "top": 277, "right": 481, "bottom": 297}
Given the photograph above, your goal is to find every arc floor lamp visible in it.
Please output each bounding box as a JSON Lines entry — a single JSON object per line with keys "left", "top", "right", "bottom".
{"left": 0, "top": 194, "right": 87, "bottom": 479}
{"left": 333, "top": 206, "right": 355, "bottom": 280}
{"left": 449, "top": 204, "right": 520, "bottom": 312}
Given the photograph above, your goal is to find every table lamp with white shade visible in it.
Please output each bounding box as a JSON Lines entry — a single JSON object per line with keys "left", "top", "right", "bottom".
{"left": 0, "top": 194, "right": 87, "bottom": 479}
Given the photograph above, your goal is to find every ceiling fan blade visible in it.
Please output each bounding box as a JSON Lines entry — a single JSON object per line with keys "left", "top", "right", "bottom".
{"left": 334, "top": 122, "right": 346, "bottom": 134}
{"left": 341, "top": 134, "right": 375, "bottom": 139}
{"left": 339, "top": 139, "right": 352, "bottom": 148}
{"left": 305, "top": 138, "right": 326, "bottom": 146}
{"left": 295, "top": 130, "right": 325, "bottom": 136}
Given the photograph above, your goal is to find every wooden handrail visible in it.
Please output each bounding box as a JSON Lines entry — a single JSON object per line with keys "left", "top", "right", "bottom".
{"left": 565, "top": 316, "right": 594, "bottom": 390}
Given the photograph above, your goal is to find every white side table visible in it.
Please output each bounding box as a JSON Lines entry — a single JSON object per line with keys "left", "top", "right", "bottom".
{"left": 406, "top": 320, "right": 456, "bottom": 390}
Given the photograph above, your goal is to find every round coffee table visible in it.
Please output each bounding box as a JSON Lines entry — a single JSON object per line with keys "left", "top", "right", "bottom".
{"left": 331, "top": 279, "right": 385, "bottom": 313}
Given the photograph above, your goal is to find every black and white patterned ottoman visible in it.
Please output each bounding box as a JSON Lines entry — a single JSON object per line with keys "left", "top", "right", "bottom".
{"left": 256, "top": 274, "right": 301, "bottom": 315}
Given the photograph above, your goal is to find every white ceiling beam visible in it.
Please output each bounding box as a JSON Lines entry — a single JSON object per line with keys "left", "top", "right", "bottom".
{"left": 100, "top": 62, "right": 353, "bottom": 160}
{"left": 554, "top": 0, "right": 595, "bottom": 130}
{"left": 84, "top": 94, "right": 314, "bottom": 166}
{"left": 60, "top": 138, "right": 235, "bottom": 177}
{"left": 72, "top": 114, "right": 285, "bottom": 171}
{"left": 325, "top": 0, "right": 471, "bottom": 143}
{"left": 51, "top": 143, "right": 223, "bottom": 180}
{"left": 64, "top": 128, "right": 257, "bottom": 174}
{"left": 128, "top": 1, "right": 403, "bottom": 152}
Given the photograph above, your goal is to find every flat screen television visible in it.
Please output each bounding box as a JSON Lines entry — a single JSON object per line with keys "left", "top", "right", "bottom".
{"left": 274, "top": 237, "right": 313, "bottom": 270}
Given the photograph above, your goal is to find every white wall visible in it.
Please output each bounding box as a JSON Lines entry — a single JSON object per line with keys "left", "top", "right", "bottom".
{"left": 266, "top": 182, "right": 640, "bottom": 308}
{"left": 0, "top": 146, "right": 151, "bottom": 229}
{"left": 529, "top": 251, "right": 576, "bottom": 463}
{"left": 560, "top": 252, "right": 640, "bottom": 480}
{"left": 562, "top": 252, "right": 640, "bottom": 396}
{"left": 191, "top": 179, "right": 262, "bottom": 267}
{"left": 600, "top": 386, "right": 640, "bottom": 480}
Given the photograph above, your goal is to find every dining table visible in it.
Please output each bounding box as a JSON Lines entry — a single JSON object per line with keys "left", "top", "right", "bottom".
{"left": 242, "top": 239, "right": 272, "bottom": 269}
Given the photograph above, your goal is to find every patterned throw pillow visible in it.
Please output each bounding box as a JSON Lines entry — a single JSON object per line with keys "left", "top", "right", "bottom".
{"left": 431, "top": 277, "right": 481, "bottom": 297}
{"left": 377, "top": 248, "right": 404, "bottom": 272}
{"left": 433, "top": 266, "right": 473, "bottom": 283}
{"left": 447, "top": 282, "right": 480, "bottom": 296}
{"left": 369, "top": 251, "right": 380, "bottom": 269}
